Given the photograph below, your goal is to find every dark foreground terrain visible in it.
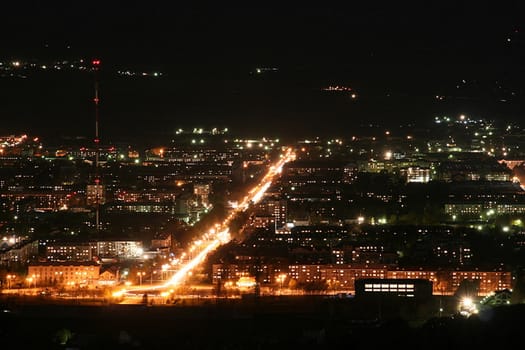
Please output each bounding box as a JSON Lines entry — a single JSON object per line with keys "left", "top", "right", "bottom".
{"left": 1, "top": 295, "right": 523, "bottom": 349}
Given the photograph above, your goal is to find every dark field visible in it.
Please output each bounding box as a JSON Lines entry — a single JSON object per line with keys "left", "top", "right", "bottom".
{"left": 1, "top": 295, "right": 523, "bottom": 349}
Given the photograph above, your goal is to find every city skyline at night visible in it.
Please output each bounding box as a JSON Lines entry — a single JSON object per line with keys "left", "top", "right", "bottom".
{"left": 2, "top": 3, "right": 525, "bottom": 348}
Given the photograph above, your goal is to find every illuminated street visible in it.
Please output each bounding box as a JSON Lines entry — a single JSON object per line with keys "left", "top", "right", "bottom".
{"left": 2, "top": 4, "right": 525, "bottom": 348}
{"left": 113, "top": 148, "right": 296, "bottom": 300}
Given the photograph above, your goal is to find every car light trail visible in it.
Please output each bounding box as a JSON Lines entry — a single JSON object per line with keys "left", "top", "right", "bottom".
{"left": 161, "top": 228, "right": 230, "bottom": 288}
{"left": 114, "top": 148, "right": 295, "bottom": 296}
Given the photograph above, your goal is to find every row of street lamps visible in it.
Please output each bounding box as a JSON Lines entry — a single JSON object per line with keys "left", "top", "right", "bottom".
{"left": 136, "top": 269, "right": 174, "bottom": 285}
{"left": 3, "top": 274, "right": 39, "bottom": 289}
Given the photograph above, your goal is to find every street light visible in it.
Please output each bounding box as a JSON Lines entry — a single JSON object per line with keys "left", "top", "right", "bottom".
{"left": 32, "top": 274, "right": 39, "bottom": 288}
{"left": 151, "top": 270, "right": 157, "bottom": 284}
{"left": 6, "top": 274, "right": 14, "bottom": 289}
{"left": 161, "top": 264, "right": 170, "bottom": 281}
{"left": 277, "top": 273, "right": 287, "bottom": 295}
{"left": 137, "top": 271, "right": 145, "bottom": 285}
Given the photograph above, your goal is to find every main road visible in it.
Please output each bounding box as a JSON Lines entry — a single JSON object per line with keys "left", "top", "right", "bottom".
{"left": 113, "top": 147, "right": 295, "bottom": 299}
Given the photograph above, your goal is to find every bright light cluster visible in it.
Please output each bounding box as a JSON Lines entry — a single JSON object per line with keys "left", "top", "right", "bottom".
{"left": 162, "top": 228, "right": 231, "bottom": 288}
{"left": 114, "top": 148, "right": 296, "bottom": 296}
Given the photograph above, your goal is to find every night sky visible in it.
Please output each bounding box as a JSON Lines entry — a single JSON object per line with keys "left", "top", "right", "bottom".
{"left": 1, "top": 2, "right": 524, "bottom": 143}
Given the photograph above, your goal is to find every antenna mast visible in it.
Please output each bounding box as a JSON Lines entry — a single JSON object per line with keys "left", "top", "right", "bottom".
{"left": 92, "top": 59, "right": 101, "bottom": 232}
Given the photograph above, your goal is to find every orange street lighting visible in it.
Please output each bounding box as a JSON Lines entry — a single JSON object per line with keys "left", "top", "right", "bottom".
{"left": 6, "top": 274, "right": 15, "bottom": 289}
{"left": 137, "top": 271, "right": 146, "bottom": 285}
{"left": 277, "top": 273, "right": 287, "bottom": 295}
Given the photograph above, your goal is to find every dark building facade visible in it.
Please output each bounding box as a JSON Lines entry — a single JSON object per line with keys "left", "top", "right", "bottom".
{"left": 355, "top": 278, "right": 433, "bottom": 299}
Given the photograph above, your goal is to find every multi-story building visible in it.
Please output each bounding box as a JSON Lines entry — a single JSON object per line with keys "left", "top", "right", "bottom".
{"left": 27, "top": 261, "right": 100, "bottom": 288}
{"left": 0, "top": 190, "right": 70, "bottom": 212}
{"left": 289, "top": 264, "right": 389, "bottom": 290}
{"left": 283, "top": 160, "right": 344, "bottom": 187}
{"left": 91, "top": 240, "right": 143, "bottom": 260}
{"left": 194, "top": 183, "right": 211, "bottom": 205}
{"left": 45, "top": 243, "right": 93, "bottom": 262}
{"left": 350, "top": 245, "right": 399, "bottom": 265}
{"left": 437, "top": 160, "right": 512, "bottom": 182}
{"left": 86, "top": 183, "right": 105, "bottom": 206}
{"left": 400, "top": 167, "right": 431, "bottom": 183}
{"left": 150, "top": 232, "right": 173, "bottom": 251}
{"left": 355, "top": 278, "right": 433, "bottom": 299}
{"left": 211, "top": 263, "right": 512, "bottom": 297}
{"left": 0, "top": 240, "right": 39, "bottom": 266}
{"left": 343, "top": 163, "right": 358, "bottom": 184}
{"left": 114, "top": 189, "right": 178, "bottom": 203}
{"left": 388, "top": 267, "right": 511, "bottom": 296}
{"left": 212, "top": 263, "right": 278, "bottom": 285}
{"left": 252, "top": 197, "right": 288, "bottom": 231}
{"left": 106, "top": 203, "right": 180, "bottom": 214}
{"left": 274, "top": 225, "right": 348, "bottom": 247}
{"left": 445, "top": 202, "right": 525, "bottom": 217}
